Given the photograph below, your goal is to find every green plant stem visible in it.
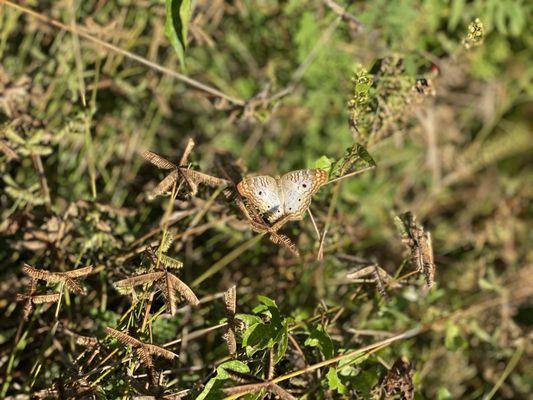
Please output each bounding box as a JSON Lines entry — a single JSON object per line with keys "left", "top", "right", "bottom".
{"left": 483, "top": 342, "right": 525, "bottom": 400}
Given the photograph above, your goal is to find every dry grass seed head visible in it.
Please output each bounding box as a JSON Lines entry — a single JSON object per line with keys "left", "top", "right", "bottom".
{"left": 144, "top": 343, "right": 178, "bottom": 360}
{"left": 104, "top": 326, "right": 142, "bottom": 347}
{"left": 269, "top": 232, "right": 300, "bottom": 257}
{"left": 141, "top": 150, "right": 176, "bottom": 170}
{"left": 160, "top": 273, "right": 178, "bottom": 316}
{"left": 223, "top": 285, "right": 237, "bottom": 355}
{"left": 113, "top": 271, "right": 166, "bottom": 288}
{"left": 28, "top": 293, "right": 61, "bottom": 304}
{"left": 22, "top": 263, "right": 91, "bottom": 294}
{"left": 168, "top": 273, "right": 199, "bottom": 307}
{"left": 179, "top": 138, "right": 195, "bottom": 166}
{"left": 395, "top": 212, "right": 436, "bottom": 288}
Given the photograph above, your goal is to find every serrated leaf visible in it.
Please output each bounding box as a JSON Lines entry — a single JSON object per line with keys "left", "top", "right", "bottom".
{"left": 165, "top": 0, "right": 193, "bottom": 70}
{"left": 326, "top": 367, "right": 347, "bottom": 394}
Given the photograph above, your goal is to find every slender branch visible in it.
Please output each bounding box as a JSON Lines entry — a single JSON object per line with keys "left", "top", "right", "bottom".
{"left": 30, "top": 153, "right": 51, "bottom": 212}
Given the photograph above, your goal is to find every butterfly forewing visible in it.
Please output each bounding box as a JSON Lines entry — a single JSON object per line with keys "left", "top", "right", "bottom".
{"left": 280, "top": 169, "right": 327, "bottom": 220}
{"left": 237, "top": 176, "right": 284, "bottom": 222}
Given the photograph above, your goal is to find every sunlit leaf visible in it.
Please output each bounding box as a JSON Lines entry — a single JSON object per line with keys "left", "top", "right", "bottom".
{"left": 165, "top": 0, "right": 193, "bottom": 69}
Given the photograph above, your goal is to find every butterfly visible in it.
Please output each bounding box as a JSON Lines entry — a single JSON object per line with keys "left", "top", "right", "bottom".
{"left": 237, "top": 169, "right": 328, "bottom": 223}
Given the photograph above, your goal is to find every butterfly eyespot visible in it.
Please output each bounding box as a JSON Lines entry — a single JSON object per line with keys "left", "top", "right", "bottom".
{"left": 258, "top": 191, "right": 262, "bottom": 195}
{"left": 302, "top": 184, "right": 307, "bottom": 188}
{"left": 298, "top": 198, "right": 301, "bottom": 201}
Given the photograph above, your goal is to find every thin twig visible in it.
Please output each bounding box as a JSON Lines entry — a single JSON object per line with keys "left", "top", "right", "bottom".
{"left": 30, "top": 153, "right": 51, "bottom": 212}
{"left": 323, "top": 0, "right": 364, "bottom": 31}
{"left": 483, "top": 341, "right": 525, "bottom": 400}
{"left": 307, "top": 209, "right": 321, "bottom": 240}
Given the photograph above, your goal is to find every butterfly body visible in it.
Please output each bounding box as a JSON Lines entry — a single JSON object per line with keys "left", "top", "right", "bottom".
{"left": 237, "top": 169, "right": 328, "bottom": 222}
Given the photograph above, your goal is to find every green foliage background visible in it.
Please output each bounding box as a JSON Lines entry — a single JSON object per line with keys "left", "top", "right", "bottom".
{"left": 0, "top": 0, "right": 531, "bottom": 398}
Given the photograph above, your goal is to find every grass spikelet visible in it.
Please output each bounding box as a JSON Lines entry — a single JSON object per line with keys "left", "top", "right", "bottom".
{"left": 150, "top": 169, "right": 180, "bottom": 199}
{"left": 223, "top": 285, "right": 237, "bottom": 355}
{"left": 28, "top": 293, "right": 61, "bottom": 304}
{"left": 161, "top": 273, "right": 178, "bottom": 316}
{"left": 168, "top": 273, "right": 199, "bottom": 307}
{"left": 113, "top": 272, "right": 166, "bottom": 288}
{"left": 159, "top": 229, "right": 176, "bottom": 253}
{"left": 269, "top": 232, "right": 300, "bottom": 257}
{"left": 395, "top": 212, "right": 436, "bottom": 288}
{"left": 63, "top": 265, "right": 94, "bottom": 278}
{"left": 144, "top": 344, "right": 178, "bottom": 360}
{"left": 179, "top": 138, "right": 195, "bottom": 165}
{"left": 159, "top": 254, "right": 183, "bottom": 270}
{"left": 105, "top": 327, "right": 142, "bottom": 347}
{"left": 142, "top": 150, "right": 176, "bottom": 170}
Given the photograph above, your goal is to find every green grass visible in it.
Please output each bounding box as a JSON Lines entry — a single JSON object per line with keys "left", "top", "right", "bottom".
{"left": 0, "top": 0, "right": 531, "bottom": 398}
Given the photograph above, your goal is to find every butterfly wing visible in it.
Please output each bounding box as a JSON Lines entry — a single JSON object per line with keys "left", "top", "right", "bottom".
{"left": 281, "top": 169, "right": 328, "bottom": 220}
{"left": 237, "top": 176, "right": 284, "bottom": 222}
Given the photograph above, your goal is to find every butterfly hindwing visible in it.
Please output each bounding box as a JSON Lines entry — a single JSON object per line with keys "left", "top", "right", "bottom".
{"left": 281, "top": 169, "right": 328, "bottom": 220}
{"left": 237, "top": 176, "right": 284, "bottom": 222}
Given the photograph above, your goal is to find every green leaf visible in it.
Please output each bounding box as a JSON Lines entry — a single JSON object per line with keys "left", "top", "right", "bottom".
{"left": 239, "top": 297, "right": 288, "bottom": 358}
{"left": 165, "top": 0, "right": 193, "bottom": 69}
{"left": 275, "top": 319, "right": 289, "bottom": 363}
{"left": 304, "top": 324, "right": 334, "bottom": 358}
{"left": 241, "top": 322, "right": 269, "bottom": 349}
{"left": 257, "top": 295, "right": 277, "bottom": 309}
{"left": 436, "top": 387, "right": 453, "bottom": 400}
{"left": 315, "top": 155, "right": 334, "bottom": 173}
{"left": 351, "top": 365, "right": 380, "bottom": 397}
{"left": 235, "top": 313, "right": 263, "bottom": 327}
{"left": 326, "top": 367, "right": 347, "bottom": 394}
{"left": 196, "top": 361, "right": 250, "bottom": 400}
{"left": 217, "top": 360, "right": 250, "bottom": 378}
{"left": 444, "top": 321, "right": 467, "bottom": 351}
